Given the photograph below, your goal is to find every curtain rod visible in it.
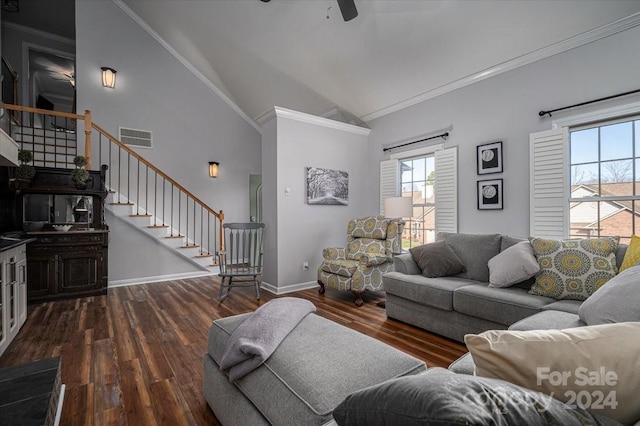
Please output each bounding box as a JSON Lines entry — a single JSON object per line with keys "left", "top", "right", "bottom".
{"left": 383, "top": 132, "right": 449, "bottom": 152}
{"left": 538, "top": 88, "right": 640, "bottom": 118}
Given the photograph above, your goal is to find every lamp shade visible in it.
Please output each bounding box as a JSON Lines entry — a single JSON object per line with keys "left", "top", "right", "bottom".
{"left": 208, "top": 161, "right": 219, "bottom": 178}
{"left": 384, "top": 197, "right": 412, "bottom": 218}
{"left": 101, "top": 67, "right": 117, "bottom": 88}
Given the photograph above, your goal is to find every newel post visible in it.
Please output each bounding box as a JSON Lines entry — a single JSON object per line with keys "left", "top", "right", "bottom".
{"left": 84, "top": 109, "right": 92, "bottom": 169}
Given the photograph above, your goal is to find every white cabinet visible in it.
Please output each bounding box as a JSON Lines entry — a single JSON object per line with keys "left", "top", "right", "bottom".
{"left": 0, "top": 243, "right": 28, "bottom": 357}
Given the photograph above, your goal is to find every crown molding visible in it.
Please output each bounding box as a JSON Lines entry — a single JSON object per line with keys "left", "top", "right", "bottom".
{"left": 360, "top": 12, "right": 640, "bottom": 123}
{"left": 255, "top": 108, "right": 277, "bottom": 127}
{"left": 274, "top": 106, "right": 370, "bottom": 136}
{"left": 112, "top": 0, "right": 261, "bottom": 133}
{"left": 2, "top": 21, "right": 75, "bottom": 45}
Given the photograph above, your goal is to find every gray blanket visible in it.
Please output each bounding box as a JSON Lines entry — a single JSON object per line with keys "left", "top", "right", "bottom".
{"left": 219, "top": 297, "right": 316, "bottom": 382}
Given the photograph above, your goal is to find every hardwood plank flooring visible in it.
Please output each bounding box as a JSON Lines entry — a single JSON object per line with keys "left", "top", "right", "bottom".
{"left": 0, "top": 277, "right": 466, "bottom": 425}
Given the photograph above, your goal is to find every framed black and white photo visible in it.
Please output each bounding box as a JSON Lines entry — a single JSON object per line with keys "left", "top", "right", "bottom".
{"left": 306, "top": 167, "right": 349, "bottom": 205}
{"left": 477, "top": 179, "right": 503, "bottom": 210}
{"left": 476, "top": 141, "right": 503, "bottom": 175}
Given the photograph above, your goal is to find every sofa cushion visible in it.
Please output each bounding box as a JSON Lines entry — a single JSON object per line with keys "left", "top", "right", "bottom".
{"left": 529, "top": 236, "right": 620, "bottom": 301}
{"left": 542, "top": 300, "right": 583, "bottom": 314}
{"left": 409, "top": 241, "right": 465, "bottom": 278}
{"left": 618, "top": 235, "right": 640, "bottom": 272}
{"left": 448, "top": 353, "right": 475, "bottom": 375}
{"left": 384, "top": 272, "right": 475, "bottom": 311}
{"left": 465, "top": 323, "right": 640, "bottom": 425}
{"left": 500, "top": 235, "right": 527, "bottom": 251}
{"left": 208, "top": 312, "right": 426, "bottom": 426}
{"left": 578, "top": 265, "right": 640, "bottom": 325}
{"left": 509, "top": 310, "right": 585, "bottom": 331}
{"left": 332, "top": 367, "right": 619, "bottom": 426}
{"left": 453, "top": 284, "right": 553, "bottom": 326}
{"left": 437, "top": 232, "right": 501, "bottom": 282}
{"left": 488, "top": 241, "right": 540, "bottom": 287}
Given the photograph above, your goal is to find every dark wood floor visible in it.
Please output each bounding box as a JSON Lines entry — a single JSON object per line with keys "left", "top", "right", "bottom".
{"left": 0, "top": 277, "right": 466, "bottom": 425}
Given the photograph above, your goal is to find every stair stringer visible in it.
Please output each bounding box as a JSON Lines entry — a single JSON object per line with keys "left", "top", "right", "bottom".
{"left": 105, "top": 190, "right": 220, "bottom": 275}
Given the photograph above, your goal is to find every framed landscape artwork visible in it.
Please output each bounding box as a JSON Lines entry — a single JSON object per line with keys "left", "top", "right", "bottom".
{"left": 477, "top": 141, "right": 503, "bottom": 175}
{"left": 477, "top": 179, "right": 503, "bottom": 210}
{"left": 306, "top": 167, "right": 349, "bottom": 205}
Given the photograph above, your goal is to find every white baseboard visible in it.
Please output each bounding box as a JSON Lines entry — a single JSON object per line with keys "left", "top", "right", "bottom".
{"left": 109, "top": 271, "right": 214, "bottom": 287}
{"left": 261, "top": 280, "right": 319, "bottom": 295}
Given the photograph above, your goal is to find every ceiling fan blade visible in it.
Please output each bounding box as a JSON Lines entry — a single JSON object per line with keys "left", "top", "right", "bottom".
{"left": 337, "top": 0, "right": 358, "bottom": 22}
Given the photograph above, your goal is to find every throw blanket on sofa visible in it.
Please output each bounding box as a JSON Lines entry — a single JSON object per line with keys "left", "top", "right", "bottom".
{"left": 219, "top": 297, "right": 316, "bottom": 382}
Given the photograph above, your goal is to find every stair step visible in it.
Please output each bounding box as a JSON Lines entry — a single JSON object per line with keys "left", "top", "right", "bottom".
{"left": 195, "top": 253, "right": 213, "bottom": 258}
{"left": 110, "top": 202, "right": 134, "bottom": 206}
{"left": 180, "top": 244, "right": 201, "bottom": 249}
{"left": 147, "top": 225, "right": 169, "bottom": 228}
{"left": 164, "top": 235, "right": 184, "bottom": 239}
{"left": 129, "top": 214, "right": 152, "bottom": 218}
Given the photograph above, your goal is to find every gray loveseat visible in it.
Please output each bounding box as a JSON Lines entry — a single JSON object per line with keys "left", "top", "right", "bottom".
{"left": 383, "top": 232, "right": 627, "bottom": 343}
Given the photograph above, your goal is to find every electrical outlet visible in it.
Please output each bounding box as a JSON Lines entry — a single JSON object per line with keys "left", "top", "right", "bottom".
{"left": 303, "top": 261, "right": 309, "bottom": 271}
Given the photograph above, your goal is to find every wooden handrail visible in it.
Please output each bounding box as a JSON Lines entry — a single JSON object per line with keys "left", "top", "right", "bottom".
{"left": 0, "top": 103, "right": 84, "bottom": 120}
{"left": 91, "top": 122, "right": 224, "bottom": 222}
{"left": 2, "top": 102, "right": 225, "bottom": 253}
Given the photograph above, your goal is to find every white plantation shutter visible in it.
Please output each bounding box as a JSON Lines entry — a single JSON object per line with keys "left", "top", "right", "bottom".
{"left": 379, "top": 159, "right": 399, "bottom": 214}
{"left": 529, "top": 128, "right": 568, "bottom": 239}
{"left": 434, "top": 147, "right": 458, "bottom": 234}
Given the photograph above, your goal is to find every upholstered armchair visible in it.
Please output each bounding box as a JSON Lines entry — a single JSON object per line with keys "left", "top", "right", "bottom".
{"left": 317, "top": 215, "right": 401, "bottom": 306}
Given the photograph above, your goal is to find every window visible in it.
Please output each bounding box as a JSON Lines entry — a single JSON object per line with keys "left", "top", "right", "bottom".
{"left": 381, "top": 146, "right": 457, "bottom": 244}
{"left": 400, "top": 155, "right": 436, "bottom": 249}
{"left": 569, "top": 117, "right": 640, "bottom": 243}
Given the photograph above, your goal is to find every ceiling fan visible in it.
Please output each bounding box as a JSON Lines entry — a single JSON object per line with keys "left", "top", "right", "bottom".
{"left": 260, "top": 0, "right": 358, "bottom": 22}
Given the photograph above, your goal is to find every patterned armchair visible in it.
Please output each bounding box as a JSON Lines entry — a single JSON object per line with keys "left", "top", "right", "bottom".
{"left": 317, "top": 215, "right": 401, "bottom": 306}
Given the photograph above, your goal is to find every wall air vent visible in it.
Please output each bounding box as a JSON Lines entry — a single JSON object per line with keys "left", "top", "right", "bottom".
{"left": 119, "top": 127, "right": 152, "bottom": 149}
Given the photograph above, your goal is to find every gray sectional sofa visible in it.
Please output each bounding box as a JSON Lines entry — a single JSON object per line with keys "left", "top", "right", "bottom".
{"left": 383, "top": 232, "right": 627, "bottom": 343}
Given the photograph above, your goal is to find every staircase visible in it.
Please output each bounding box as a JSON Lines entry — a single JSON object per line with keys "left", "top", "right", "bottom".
{"left": 2, "top": 104, "right": 223, "bottom": 276}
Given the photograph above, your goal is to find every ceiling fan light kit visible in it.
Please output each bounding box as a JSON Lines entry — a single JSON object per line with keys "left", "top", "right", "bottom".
{"left": 1, "top": 0, "right": 19, "bottom": 13}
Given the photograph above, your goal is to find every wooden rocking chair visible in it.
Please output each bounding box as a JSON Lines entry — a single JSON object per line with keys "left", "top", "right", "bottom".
{"left": 217, "top": 222, "right": 265, "bottom": 301}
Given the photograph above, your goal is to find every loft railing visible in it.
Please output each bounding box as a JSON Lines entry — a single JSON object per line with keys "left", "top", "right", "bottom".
{"left": 0, "top": 103, "right": 224, "bottom": 262}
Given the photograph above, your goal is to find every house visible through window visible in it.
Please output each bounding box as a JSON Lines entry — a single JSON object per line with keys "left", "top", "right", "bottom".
{"left": 400, "top": 155, "right": 435, "bottom": 249}
{"left": 569, "top": 116, "right": 640, "bottom": 243}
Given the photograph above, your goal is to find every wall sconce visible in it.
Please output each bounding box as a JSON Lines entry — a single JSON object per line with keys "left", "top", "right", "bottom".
{"left": 208, "top": 161, "right": 219, "bottom": 178}
{"left": 101, "top": 67, "right": 117, "bottom": 89}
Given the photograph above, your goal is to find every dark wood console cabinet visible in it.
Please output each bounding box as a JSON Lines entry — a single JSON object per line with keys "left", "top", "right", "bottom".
{"left": 18, "top": 166, "right": 109, "bottom": 302}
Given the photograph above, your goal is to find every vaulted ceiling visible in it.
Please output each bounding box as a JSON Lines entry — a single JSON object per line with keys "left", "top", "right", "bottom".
{"left": 5, "top": 1, "right": 640, "bottom": 127}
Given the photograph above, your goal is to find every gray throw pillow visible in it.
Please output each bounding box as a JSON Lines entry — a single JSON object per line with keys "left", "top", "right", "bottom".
{"left": 578, "top": 265, "right": 640, "bottom": 325}
{"left": 436, "top": 232, "right": 501, "bottom": 282}
{"left": 332, "top": 368, "right": 619, "bottom": 426}
{"left": 409, "top": 241, "right": 465, "bottom": 278}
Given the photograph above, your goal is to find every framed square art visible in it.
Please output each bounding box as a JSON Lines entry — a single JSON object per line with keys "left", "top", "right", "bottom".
{"left": 477, "top": 179, "right": 503, "bottom": 210}
{"left": 477, "top": 141, "right": 503, "bottom": 175}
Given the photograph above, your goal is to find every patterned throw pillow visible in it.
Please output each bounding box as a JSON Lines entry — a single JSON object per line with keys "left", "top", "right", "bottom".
{"left": 529, "top": 236, "right": 619, "bottom": 301}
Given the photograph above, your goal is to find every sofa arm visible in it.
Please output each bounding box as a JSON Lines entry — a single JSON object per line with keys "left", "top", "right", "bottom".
{"left": 322, "top": 247, "right": 346, "bottom": 260}
{"left": 393, "top": 253, "right": 421, "bottom": 275}
{"left": 360, "top": 253, "right": 391, "bottom": 266}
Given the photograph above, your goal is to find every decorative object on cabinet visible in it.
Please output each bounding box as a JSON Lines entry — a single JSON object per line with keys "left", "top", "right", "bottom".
{"left": 477, "top": 179, "right": 503, "bottom": 210}
{"left": 18, "top": 165, "right": 109, "bottom": 302}
{"left": 71, "top": 155, "right": 89, "bottom": 189}
{"left": 476, "top": 141, "right": 502, "bottom": 175}
{"left": 16, "top": 150, "right": 36, "bottom": 186}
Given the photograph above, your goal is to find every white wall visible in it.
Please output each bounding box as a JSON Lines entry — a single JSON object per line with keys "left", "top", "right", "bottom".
{"left": 75, "top": 1, "right": 262, "bottom": 283}
{"left": 262, "top": 108, "right": 371, "bottom": 292}
{"left": 106, "top": 210, "right": 203, "bottom": 285}
{"left": 368, "top": 25, "right": 640, "bottom": 238}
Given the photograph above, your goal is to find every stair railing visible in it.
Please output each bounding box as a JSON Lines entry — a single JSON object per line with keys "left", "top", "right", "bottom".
{"left": 0, "top": 103, "right": 224, "bottom": 261}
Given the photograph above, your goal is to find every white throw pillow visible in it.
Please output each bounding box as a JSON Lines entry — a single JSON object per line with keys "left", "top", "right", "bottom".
{"left": 465, "top": 323, "right": 640, "bottom": 425}
{"left": 488, "top": 241, "right": 539, "bottom": 287}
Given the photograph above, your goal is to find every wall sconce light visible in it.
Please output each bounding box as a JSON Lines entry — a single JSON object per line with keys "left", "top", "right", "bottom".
{"left": 101, "top": 67, "right": 117, "bottom": 89}
{"left": 208, "top": 161, "right": 219, "bottom": 178}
